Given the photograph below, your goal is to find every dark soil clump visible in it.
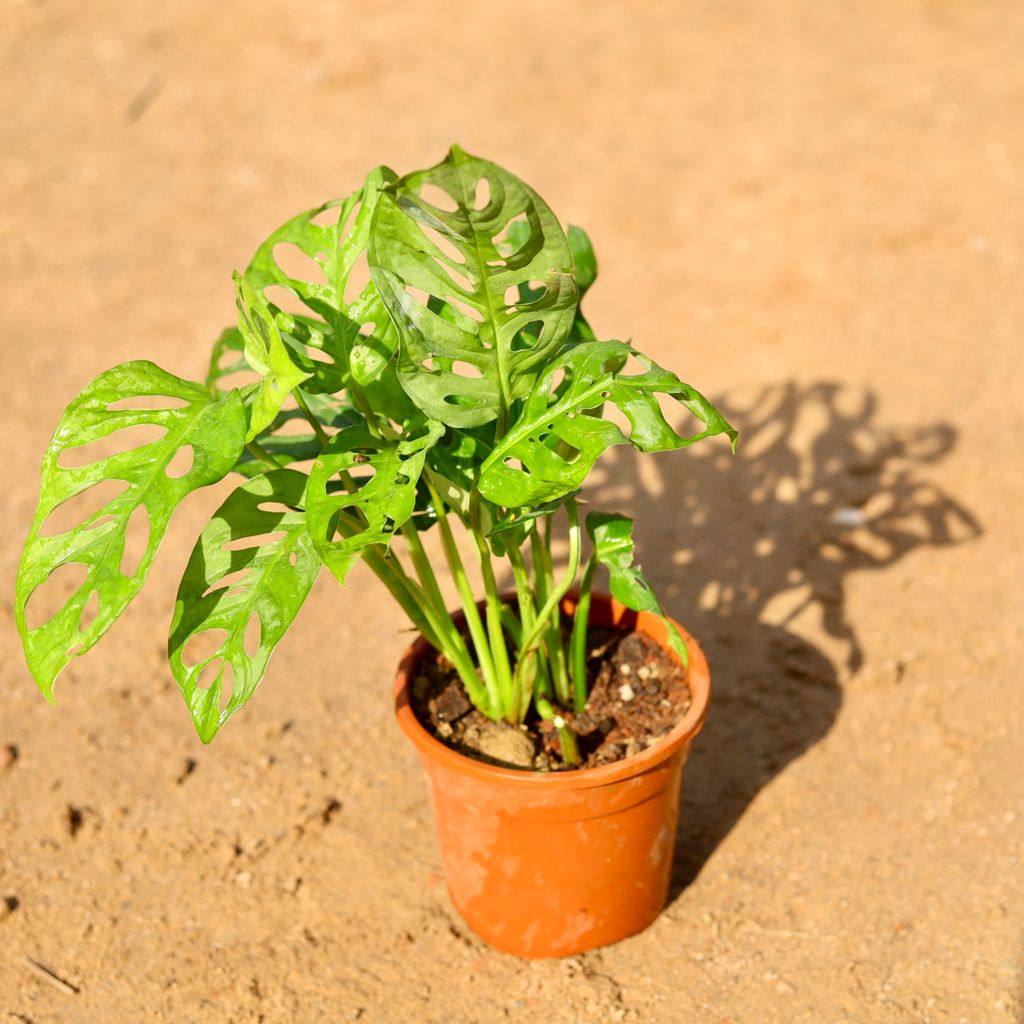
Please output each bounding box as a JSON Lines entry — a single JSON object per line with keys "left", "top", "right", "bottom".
{"left": 409, "top": 622, "right": 691, "bottom": 771}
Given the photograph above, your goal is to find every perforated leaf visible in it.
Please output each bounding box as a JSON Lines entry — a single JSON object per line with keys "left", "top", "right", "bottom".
{"left": 369, "top": 145, "right": 579, "bottom": 427}
{"left": 307, "top": 420, "right": 445, "bottom": 583}
{"left": 234, "top": 273, "right": 311, "bottom": 439}
{"left": 168, "top": 470, "right": 320, "bottom": 742}
{"left": 15, "top": 361, "right": 247, "bottom": 697}
{"left": 239, "top": 166, "right": 402, "bottom": 396}
{"left": 587, "top": 512, "right": 687, "bottom": 662}
{"left": 478, "top": 339, "right": 737, "bottom": 508}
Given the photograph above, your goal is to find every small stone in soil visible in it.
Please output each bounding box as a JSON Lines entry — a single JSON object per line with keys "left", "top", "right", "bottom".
{"left": 475, "top": 726, "right": 535, "bottom": 768}
{"left": 618, "top": 683, "right": 635, "bottom": 702}
{"left": 619, "top": 663, "right": 632, "bottom": 675}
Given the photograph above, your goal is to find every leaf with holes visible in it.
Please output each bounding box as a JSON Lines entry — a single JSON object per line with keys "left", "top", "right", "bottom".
{"left": 168, "top": 470, "right": 320, "bottom": 742}
{"left": 307, "top": 420, "right": 444, "bottom": 583}
{"left": 478, "top": 339, "right": 738, "bottom": 508}
{"left": 239, "top": 166, "right": 403, "bottom": 397}
{"left": 587, "top": 512, "right": 687, "bottom": 663}
{"left": 15, "top": 361, "right": 247, "bottom": 698}
{"left": 234, "top": 273, "right": 312, "bottom": 440}
{"left": 369, "top": 145, "right": 579, "bottom": 427}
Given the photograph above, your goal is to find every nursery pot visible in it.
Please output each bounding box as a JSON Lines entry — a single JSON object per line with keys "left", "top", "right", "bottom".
{"left": 394, "top": 592, "right": 711, "bottom": 958}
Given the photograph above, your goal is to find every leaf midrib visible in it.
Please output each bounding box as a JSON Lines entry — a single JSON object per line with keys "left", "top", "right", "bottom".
{"left": 448, "top": 160, "right": 511, "bottom": 427}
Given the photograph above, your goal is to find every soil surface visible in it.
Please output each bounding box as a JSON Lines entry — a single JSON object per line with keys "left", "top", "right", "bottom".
{"left": 2, "top": 2, "right": 1023, "bottom": 1023}
{"left": 411, "top": 625, "right": 692, "bottom": 771}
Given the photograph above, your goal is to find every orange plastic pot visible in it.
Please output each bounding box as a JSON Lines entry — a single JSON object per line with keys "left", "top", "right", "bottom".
{"left": 394, "top": 592, "right": 711, "bottom": 958}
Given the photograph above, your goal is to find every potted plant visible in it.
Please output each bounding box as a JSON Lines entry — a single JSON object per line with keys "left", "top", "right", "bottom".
{"left": 14, "top": 146, "right": 736, "bottom": 957}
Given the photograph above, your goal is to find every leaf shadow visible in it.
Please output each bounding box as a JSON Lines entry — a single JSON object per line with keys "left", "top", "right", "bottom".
{"left": 585, "top": 380, "right": 982, "bottom": 898}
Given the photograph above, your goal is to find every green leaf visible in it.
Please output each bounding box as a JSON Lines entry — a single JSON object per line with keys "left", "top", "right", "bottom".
{"left": 168, "top": 470, "right": 320, "bottom": 742}
{"left": 233, "top": 394, "right": 361, "bottom": 479}
{"left": 240, "top": 166, "right": 402, "bottom": 395}
{"left": 307, "top": 420, "right": 444, "bottom": 583}
{"left": 422, "top": 423, "right": 495, "bottom": 520}
{"left": 369, "top": 145, "right": 579, "bottom": 427}
{"left": 586, "top": 512, "right": 687, "bottom": 663}
{"left": 567, "top": 225, "right": 598, "bottom": 295}
{"left": 15, "top": 361, "right": 247, "bottom": 698}
{"left": 233, "top": 273, "right": 311, "bottom": 440}
{"left": 478, "top": 339, "right": 738, "bottom": 508}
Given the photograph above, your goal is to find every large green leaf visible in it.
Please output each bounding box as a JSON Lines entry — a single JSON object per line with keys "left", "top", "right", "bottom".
{"left": 307, "top": 420, "right": 444, "bottom": 583}
{"left": 239, "top": 166, "right": 402, "bottom": 396}
{"left": 478, "top": 339, "right": 738, "bottom": 508}
{"left": 586, "top": 512, "right": 687, "bottom": 663}
{"left": 168, "top": 470, "right": 320, "bottom": 742}
{"left": 15, "top": 361, "right": 247, "bottom": 697}
{"left": 369, "top": 145, "right": 579, "bottom": 427}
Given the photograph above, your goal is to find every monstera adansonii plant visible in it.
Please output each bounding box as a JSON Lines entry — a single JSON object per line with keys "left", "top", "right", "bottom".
{"left": 15, "top": 147, "right": 736, "bottom": 761}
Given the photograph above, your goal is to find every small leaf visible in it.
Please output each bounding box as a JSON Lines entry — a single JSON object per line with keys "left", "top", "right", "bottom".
{"left": 369, "top": 145, "right": 579, "bottom": 427}
{"left": 479, "top": 339, "right": 738, "bottom": 508}
{"left": 234, "top": 273, "right": 311, "bottom": 439}
{"left": 567, "top": 225, "right": 598, "bottom": 295}
{"left": 586, "top": 511, "right": 687, "bottom": 663}
{"left": 168, "top": 470, "right": 320, "bottom": 742}
{"left": 15, "top": 361, "right": 247, "bottom": 697}
{"left": 307, "top": 420, "right": 445, "bottom": 583}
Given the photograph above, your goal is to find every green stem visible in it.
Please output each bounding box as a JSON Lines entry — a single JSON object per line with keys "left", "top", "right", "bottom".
{"left": 426, "top": 481, "right": 501, "bottom": 715}
{"left": 534, "top": 514, "right": 570, "bottom": 704}
{"left": 508, "top": 541, "right": 544, "bottom": 720}
{"left": 469, "top": 488, "right": 515, "bottom": 721}
{"left": 570, "top": 558, "right": 597, "bottom": 713}
{"left": 400, "top": 519, "right": 477, "bottom": 681}
{"left": 514, "top": 500, "right": 581, "bottom": 701}
{"left": 245, "top": 440, "right": 282, "bottom": 474}
{"left": 294, "top": 389, "right": 331, "bottom": 446}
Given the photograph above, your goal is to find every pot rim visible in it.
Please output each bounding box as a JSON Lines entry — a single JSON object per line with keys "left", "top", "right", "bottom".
{"left": 393, "top": 591, "right": 711, "bottom": 791}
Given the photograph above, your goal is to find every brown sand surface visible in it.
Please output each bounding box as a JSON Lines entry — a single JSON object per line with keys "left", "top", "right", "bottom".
{"left": 1, "top": 2, "right": 1022, "bottom": 1020}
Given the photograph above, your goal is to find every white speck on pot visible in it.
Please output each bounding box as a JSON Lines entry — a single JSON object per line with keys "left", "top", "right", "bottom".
{"left": 234, "top": 871, "right": 252, "bottom": 888}
{"left": 618, "top": 683, "right": 635, "bottom": 702}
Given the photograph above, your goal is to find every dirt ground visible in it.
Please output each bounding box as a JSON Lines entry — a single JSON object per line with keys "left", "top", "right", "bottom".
{"left": 1, "top": 1, "right": 1022, "bottom": 1021}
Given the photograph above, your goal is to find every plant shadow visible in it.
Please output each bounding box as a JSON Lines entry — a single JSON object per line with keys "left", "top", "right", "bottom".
{"left": 585, "top": 381, "right": 982, "bottom": 899}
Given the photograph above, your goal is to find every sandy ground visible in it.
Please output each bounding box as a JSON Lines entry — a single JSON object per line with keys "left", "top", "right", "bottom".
{"left": 1, "top": 1, "right": 1022, "bottom": 1021}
